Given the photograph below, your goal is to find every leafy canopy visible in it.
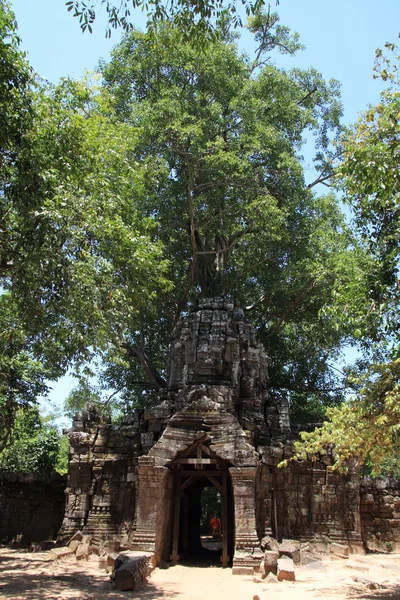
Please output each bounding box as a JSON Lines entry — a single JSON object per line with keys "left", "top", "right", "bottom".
{"left": 291, "top": 39, "right": 400, "bottom": 472}
{"left": 2, "top": 7, "right": 379, "bottom": 430}
{"left": 0, "top": 405, "right": 67, "bottom": 474}
{"left": 65, "top": 0, "right": 269, "bottom": 43}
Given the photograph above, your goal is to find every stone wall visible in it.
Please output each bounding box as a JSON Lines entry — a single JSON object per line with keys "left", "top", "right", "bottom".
{"left": 58, "top": 413, "right": 144, "bottom": 545}
{"left": 360, "top": 477, "right": 400, "bottom": 552}
{"left": 273, "top": 458, "right": 363, "bottom": 550}
{"left": 0, "top": 473, "right": 66, "bottom": 544}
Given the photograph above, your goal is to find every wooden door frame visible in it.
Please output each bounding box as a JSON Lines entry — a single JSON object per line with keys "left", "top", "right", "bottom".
{"left": 170, "top": 439, "right": 231, "bottom": 568}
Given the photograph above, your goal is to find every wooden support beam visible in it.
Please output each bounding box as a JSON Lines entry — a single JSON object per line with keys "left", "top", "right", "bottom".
{"left": 199, "top": 443, "right": 212, "bottom": 456}
{"left": 205, "top": 475, "right": 222, "bottom": 493}
{"left": 171, "top": 472, "right": 181, "bottom": 564}
{"left": 182, "top": 494, "right": 189, "bottom": 556}
{"left": 222, "top": 474, "right": 229, "bottom": 568}
{"left": 196, "top": 445, "right": 202, "bottom": 469}
{"left": 180, "top": 476, "right": 196, "bottom": 491}
{"left": 174, "top": 458, "right": 224, "bottom": 465}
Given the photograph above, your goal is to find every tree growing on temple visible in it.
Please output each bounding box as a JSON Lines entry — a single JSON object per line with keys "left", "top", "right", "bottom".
{"left": 1, "top": 6, "right": 378, "bottom": 434}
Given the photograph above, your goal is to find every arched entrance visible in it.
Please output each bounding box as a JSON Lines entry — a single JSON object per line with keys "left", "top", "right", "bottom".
{"left": 170, "top": 437, "right": 234, "bottom": 567}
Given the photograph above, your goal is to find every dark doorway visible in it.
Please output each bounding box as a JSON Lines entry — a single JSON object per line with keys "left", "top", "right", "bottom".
{"left": 170, "top": 438, "right": 234, "bottom": 567}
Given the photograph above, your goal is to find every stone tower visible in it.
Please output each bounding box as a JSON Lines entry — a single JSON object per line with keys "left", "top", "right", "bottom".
{"left": 59, "top": 296, "right": 363, "bottom": 570}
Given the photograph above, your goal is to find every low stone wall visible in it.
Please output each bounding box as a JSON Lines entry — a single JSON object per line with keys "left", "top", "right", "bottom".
{"left": 0, "top": 472, "right": 66, "bottom": 544}
{"left": 360, "top": 477, "right": 400, "bottom": 552}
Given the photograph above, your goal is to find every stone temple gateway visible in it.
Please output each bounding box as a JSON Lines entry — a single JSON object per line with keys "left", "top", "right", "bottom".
{"left": 59, "top": 297, "right": 364, "bottom": 572}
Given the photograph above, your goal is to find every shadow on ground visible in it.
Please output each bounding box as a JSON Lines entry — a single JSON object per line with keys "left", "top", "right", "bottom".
{"left": 0, "top": 549, "right": 179, "bottom": 600}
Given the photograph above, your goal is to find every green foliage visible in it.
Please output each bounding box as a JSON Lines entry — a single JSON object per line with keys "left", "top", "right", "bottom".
{"left": 3, "top": 74, "right": 172, "bottom": 374}
{"left": 0, "top": 406, "right": 63, "bottom": 474}
{"left": 289, "top": 39, "right": 400, "bottom": 469}
{"left": 291, "top": 359, "right": 400, "bottom": 475}
{"left": 0, "top": 292, "right": 50, "bottom": 452}
{"left": 200, "top": 486, "right": 221, "bottom": 528}
{"left": 98, "top": 17, "right": 370, "bottom": 413}
{"left": 55, "top": 434, "right": 70, "bottom": 475}
{"left": 65, "top": 0, "right": 268, "bottom": 44}
{"left": 337, "top": 37, "right": 400, "bottom": 357}
{"left": 1, "top": 7, "right": 385, "bottom": 430}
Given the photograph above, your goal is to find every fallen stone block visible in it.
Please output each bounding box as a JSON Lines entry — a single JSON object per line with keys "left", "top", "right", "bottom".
{"left": 263, "top": 550, "right": 278, "bottom": 576}
{"left": 260, "top": 535, "right": 279, "bottom": 552}
{"left": 300, "top": 550, "right": 320, "bottom": 566}
{"left": 68, "top": 540, "right": 80, "bottom": 553}
{"left": 264, "top": 572, "right": 279, "bottom": 584}
{"left": 76, "top": 542, "right": 90, "bottom": 561}
{"left": 39, "top": 541, "right": 56, "bottom": 551}
{"left": 50, "top": 547, "right": 75, "bottom": 561}
{"left": 67, "top": 531, "right": 83, "bottom": 545}
{"left": 107, "top": 552, "right": 119, "bottom": 569}
{"left": 330, "top": 543, "right": 349, "bottom": 556}
{"left": 259, "top": 559, "right": 266, "bottom": 578}
{"left": 279, "top": 539, "right": 301, "bottom": 564}
{"left": 112, "top": 554, "right": 151, "bottom": 591}
{"left": 277, "top": 556, "right": 295, "bottom": 582}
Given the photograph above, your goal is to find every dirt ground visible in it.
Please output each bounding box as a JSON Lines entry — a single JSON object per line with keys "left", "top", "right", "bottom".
{"left": 1, "top": 547, "right": 400, "bottom": 600}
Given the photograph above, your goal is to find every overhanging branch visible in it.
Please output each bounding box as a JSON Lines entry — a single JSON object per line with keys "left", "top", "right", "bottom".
{"left": 121, "top": 341, "right": 166, "bottom": 389}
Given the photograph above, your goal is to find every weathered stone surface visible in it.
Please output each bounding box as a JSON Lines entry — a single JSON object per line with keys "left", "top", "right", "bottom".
{"left": 260, "top": 535, "right": 279, "bottom": 552}
{"left": 264, "top": 572, "right": 280, "bottom": 584}
{"left": 259, "top": 559, "right": 266, "bottom": 578}
{"left": 277, "top": 557, "right": 295, "bottom": 582}
{"left": 107, "top": 552, "right": 119, "bottom": 569}
{"left": 49, "top": 294, "right": 399, "bottom": 575}
{"left": 263, "top": 550, "right": 278, "bottom": 575}
{"left": 300, "top": 550, "right": 320, "bottom": 565}
{"left": 279, "top": 539, "right": 301, "bottom": 564}
{"left": 67, "top": 530, "right": 83, "bottom": 544}
{"left": 75, "top": 542, "right": 90, "bottom": 561}
{"left": 0, "top": 473, "right": 66, "bottom": 544}
{"left": 330, "top": 542, "right": 349, "bottom": 556}
{"left": 68, "top": 540, "right": 80, "bottom": 553}
{"left": 112, "top": 555, "right": 151, "bottom": 591}
{"left": 50, "top": 547, "right": 74, "bottom": 561}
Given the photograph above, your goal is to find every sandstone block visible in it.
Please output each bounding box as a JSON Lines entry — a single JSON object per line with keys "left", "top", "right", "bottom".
{"left": 279, "top": 539, "right": 300, "bottom": 565}
{"left": 330, "top": 543, "right": 349, "bottom": 556}
{"left": 68, "top": 540, "right": 80, "bottom": 553}
{"left": 67, "top": 530, "right": 83, "bottom": 545}
{"left": 260, "top": 535, "right": 279, "bottom": 552}
{"left": 263, "top": 550, "right": 278, "bottom": 575}
{"left": 277, "top": 557, "right": 295, "bottom": 582}
{"left": 112, "top": 555, "right": 150, "bottom": 591}
{"left": 107, "top": 552, "right": 120, "bottom": 569}
{"left": 76, "top": 542, "right": 90, "bottom": 561}
{"left": 51, "top": 547, "right": 74, "bottom": 561}
{"left": 264, "top": 572, "right": 279, "bottom": 584}
{"left": 300, "top": 550, "right": 320, "bottom": 565}
{"left": 259, "top": 559, "right": 266, "bottom": 578}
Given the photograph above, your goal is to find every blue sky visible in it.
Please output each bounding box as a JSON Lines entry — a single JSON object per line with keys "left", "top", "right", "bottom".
{"left": 11, "top": 0, "right": 400, "bottom": 123}
{"left": 8, "top": 0, "right": 400, "bottom": 419}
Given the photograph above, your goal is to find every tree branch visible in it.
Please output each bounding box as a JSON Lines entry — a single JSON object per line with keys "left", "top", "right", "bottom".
{"left": 266, "top": 279, "right": 318, "bottom": 337}
{"left": 307, "top": 173, "right": 332, "bottom": 189}
{"left": 121, "top": 341, "right": 166, "bottom": 389}
{"left": 297, "top": 87, "right": 318, "bottom": 106}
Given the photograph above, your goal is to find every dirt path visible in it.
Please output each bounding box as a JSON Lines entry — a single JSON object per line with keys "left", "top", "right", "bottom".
{"left": 1, "top": 547, "right": 400, "bottom": 600}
